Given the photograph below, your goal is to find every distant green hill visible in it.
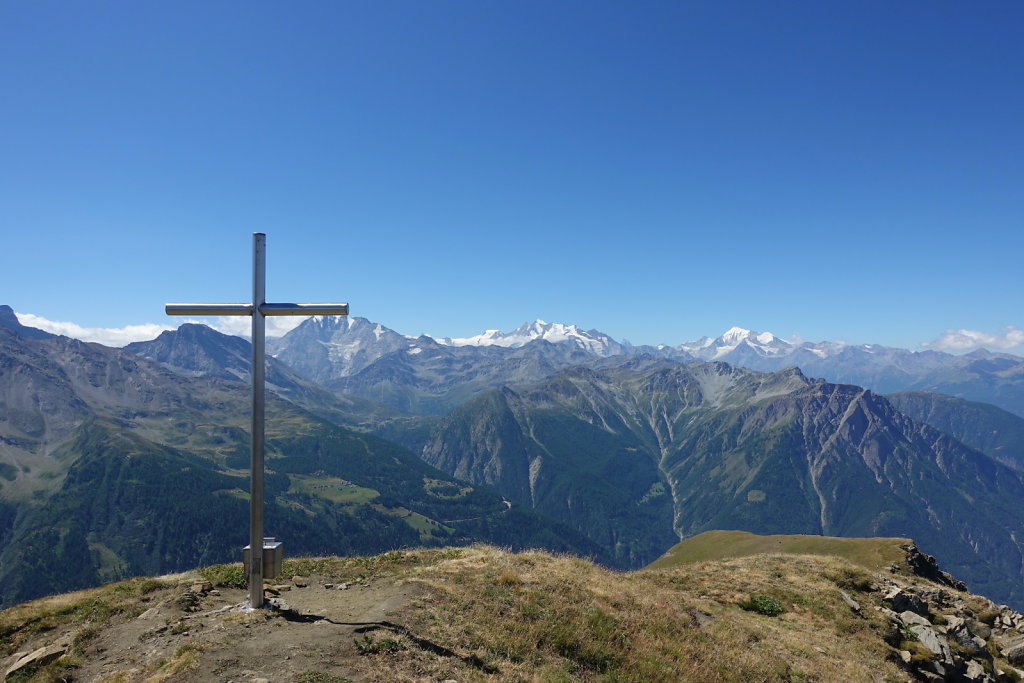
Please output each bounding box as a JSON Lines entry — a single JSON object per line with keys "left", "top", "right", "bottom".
{"left": 646, "top": 530, "right": 910, "bottom": 572}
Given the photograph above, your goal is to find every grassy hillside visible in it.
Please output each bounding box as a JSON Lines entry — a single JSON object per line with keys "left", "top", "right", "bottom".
{"left": 3, "top": 545, "right": 1023, "bottom": 682}
{"left": 648, "top": 530, "right": 911, "bottom": 572}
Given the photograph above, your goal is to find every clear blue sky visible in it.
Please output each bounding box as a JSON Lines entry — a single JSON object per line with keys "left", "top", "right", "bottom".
{"left": 2, "top": 2, "right": 1022, "bottom": 351}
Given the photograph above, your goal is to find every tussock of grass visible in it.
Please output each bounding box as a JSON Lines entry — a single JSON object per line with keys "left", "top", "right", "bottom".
{"left": 825, "top": 565, "right": 876, "bottom": 592}
{"left": 143, "top": 641, "right": 205, "bottom": 681}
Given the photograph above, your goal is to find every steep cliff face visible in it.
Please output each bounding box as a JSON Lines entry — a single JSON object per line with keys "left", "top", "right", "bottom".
{"left": 420, "top": 362, "right": 1024, "bottom": 608}
{"left": 267, "top": 316, "right": 412, "bottom": 382}
{"left": 886, "top": 391, "right": 1024, "bottom": 473}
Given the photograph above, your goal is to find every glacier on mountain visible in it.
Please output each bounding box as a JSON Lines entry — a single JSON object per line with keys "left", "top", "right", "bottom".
{"left": 431, "top": 319, "right": 623, "bottom": 356}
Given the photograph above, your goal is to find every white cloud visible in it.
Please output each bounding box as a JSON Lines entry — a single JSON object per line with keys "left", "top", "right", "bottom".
{"left": 922, "top": 326, "right": 1024, "bottom": 353}
{"left": 15, "top": 313, "right": 176, "bottom": 347}
{"left": 15, "top": 312, "right": 305, "bottom": 347}
{"left": 209, "top": 316, "right": 304, "bottom": 338}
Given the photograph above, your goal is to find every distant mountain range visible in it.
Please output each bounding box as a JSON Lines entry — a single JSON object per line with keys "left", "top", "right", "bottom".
{"left": 257, "top": 316, "right": 1024, "bottom": 418}
{"left": 4, "top": 304, "right": 1024, "bottom": 611}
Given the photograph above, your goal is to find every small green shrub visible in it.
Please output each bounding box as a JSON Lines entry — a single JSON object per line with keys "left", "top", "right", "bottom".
{"left": 825, "top": 566, "right": 874, "bottom": 592}
{"left": 740, "top": 595, "right": 785, "bottom": 617}
{"left": 295, "top": 673, "right": 354, "bottom": 683}
{"left": 198, "top": 563, "right": 246, "bottom": 589}
{"left": 354, "top": 635, "right": 405, "bottom": 655}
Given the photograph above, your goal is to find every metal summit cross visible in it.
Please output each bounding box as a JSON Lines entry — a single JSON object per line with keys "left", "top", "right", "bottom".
{"left": 166, "top": 232, "right": 348, "bottom": 608}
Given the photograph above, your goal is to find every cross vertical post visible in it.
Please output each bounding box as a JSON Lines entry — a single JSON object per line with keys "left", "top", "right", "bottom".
{"left": 166, "top": 232, "right": 348, "bottom": 608}
{"left": 249, "top": 233, "right": 267, "bottom": 609}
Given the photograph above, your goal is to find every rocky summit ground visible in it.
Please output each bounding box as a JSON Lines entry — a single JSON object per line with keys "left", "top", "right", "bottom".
{"left": 2, "top": 545, "right": 1024, "bottom": 682}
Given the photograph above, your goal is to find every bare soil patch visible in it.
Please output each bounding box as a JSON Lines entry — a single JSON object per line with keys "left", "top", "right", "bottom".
{"left": 73, "top": 575, "right": 426, "bottom": 682}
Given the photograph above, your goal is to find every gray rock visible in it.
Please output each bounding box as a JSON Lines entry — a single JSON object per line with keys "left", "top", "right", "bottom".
{"left": 4, "top": 644, "right": 66, "bottom": 679}
{"left": 908, "top": 624, "right": 953, "bottom": 665}
{"left": 963, "top": 659, "right": 988, "bottom": 682}
{"left": 1002, "top": 635, "right": 1024, "bottom": 665}
{"left": 885, "top": 588, "right": 929, "bottom": 616}
{"left": 947, "top": 620, "right": 987, "bottom": 655}
{"left": 840, "top": 590, "right": 861, "bottom": 613}
{"left": 268, "top": 597, "right": 291, "bottom": 612}
{"left": 687, "top": 609, "right": 714, "bottom": 630}
{"left": 944, "top": 615, "right": 965, "bottom": 631}
{"left": 970, "top": 620, "right": 993, "bottom": 640}
{"left": 876, "top": 606, "right": 900, "bottom": 622}
{"left": 900, "top": 611, "right": 932, "bottom": 628}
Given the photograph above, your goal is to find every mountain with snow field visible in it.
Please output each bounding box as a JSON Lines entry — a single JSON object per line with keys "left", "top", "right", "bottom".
{"left": 431, "top": 319, "right": 626, "bottom": 356}
{"left": 262, "top": 317, "right": 1024, "bottom": 418}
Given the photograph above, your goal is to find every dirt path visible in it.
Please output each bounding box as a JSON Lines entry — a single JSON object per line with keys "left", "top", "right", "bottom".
{"left": 75, "top": 575, "right": 428, "bottom": 682}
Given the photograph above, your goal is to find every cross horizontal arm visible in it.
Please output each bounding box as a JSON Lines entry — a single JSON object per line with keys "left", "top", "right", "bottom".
{"left": 166, "top": 303, "right": 253, "bottom": 316}
{"left": 165, "top": 303, "right": 348, "bottom": 317}
{"left": 261, "top": 303, "right": 348, "bottom": 316}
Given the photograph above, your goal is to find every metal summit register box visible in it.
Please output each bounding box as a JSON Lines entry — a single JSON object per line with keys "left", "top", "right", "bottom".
{"left": 243, "top": 537, "right": 284, "bottom": 580}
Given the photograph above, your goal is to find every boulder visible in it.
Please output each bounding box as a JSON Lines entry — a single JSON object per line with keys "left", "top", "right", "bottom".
{"left": 963, "top": 658, "right": 992, "bottom": 682}
{"left": 907, "top": 624, "right": 953, "bottom": 666}
{"left": 947, "top": 620, "right": 987, "bottom": 655}
{"left": 903, "top": 544, "right": 967, "bottom": 591}
{"left": 900, "top": 611, "right": 931, "bottom": 628}
{"left": 885, "top": 588, "right": 929, "bottom": 616}
{"left": 970, "top": 620, "right": 993, "bottom": 640}
{"left": 4, "top": 644, "right": 66, "bottom": 679}
{"left": 1002, "top": 635, "right": 1024, "bottom": 665}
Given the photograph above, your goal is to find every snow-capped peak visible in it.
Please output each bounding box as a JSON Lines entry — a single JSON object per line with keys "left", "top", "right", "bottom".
{"left": 676, "top": 326, "right": 794, "bottom": 359}
{"left": 720, "top": 326, "right": 754, "bottom": 344}
{"left": 430, "top": 319, "right": 622, "bottom": 356}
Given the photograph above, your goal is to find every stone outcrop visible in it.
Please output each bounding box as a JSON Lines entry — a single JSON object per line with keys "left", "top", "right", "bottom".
{"left": 3, "top": 643, "right": 67, "bottom": 679}
{"left": 869, "top": 551, "right": 1024, "bottom": 683}
{"left": 903, "top": 543, "right": 968, "bottom": 592}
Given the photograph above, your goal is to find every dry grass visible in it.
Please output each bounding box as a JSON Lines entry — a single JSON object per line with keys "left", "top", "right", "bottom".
{"left": 1, "top": 546, "right": 924, "bottom": 682}
{"left": 350, "top": 546, "right": 911, "bottom": 682}
{"left": 0, "top": 576, "right": 171, "bottom": 661}
{"left": 142, "top": 642, "right": 205, "bottom": 682}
